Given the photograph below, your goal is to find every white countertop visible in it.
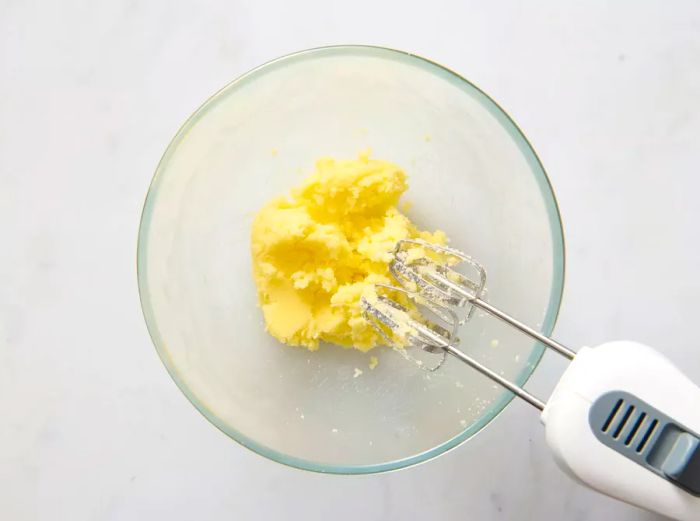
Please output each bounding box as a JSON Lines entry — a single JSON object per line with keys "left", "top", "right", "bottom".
{"left": 2, "top": 2, "right": 699, "bottom": 520}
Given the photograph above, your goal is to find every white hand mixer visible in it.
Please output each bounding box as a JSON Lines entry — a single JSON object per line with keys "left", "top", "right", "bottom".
{"left": 361, "top": 239, "right": 700, "bottom": 521}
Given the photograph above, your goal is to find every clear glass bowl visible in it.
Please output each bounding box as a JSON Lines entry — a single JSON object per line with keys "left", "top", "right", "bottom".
{"left": 137, "top": 46, "right": 565, "bottom": 474}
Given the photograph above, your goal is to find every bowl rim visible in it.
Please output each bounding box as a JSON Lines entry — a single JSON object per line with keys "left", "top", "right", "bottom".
{"left": 137, "top": 44, "right": 567, "bottom": 475}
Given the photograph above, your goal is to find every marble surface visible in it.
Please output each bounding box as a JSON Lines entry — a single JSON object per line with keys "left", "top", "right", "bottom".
{"left": 2, "top": 2, "right": 699, "bottom": 520}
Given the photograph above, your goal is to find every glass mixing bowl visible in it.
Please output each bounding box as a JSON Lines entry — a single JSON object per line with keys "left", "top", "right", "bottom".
{"left": 137, "top": 46, "right": 565, "bottom": 474}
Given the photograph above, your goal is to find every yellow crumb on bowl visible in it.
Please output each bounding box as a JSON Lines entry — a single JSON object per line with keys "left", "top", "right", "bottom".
{"left": 369, "top": 356, "right": 379, "bottom": 370}
{"left": 251, "top": 152, "right": 448, "bottom": 351}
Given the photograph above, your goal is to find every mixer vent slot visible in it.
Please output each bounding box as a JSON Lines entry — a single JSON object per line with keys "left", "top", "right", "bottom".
{"left": 601, "top": 398, "right": 623, "bottom": 433}
{"left": 636, "top": 418, "right": 659, "bottom": 453}
{"left": 612, "top": 404, "right": 635, "bottom": 438}
{"left": 625, "top": 412, "right": 647, "bottom": 446}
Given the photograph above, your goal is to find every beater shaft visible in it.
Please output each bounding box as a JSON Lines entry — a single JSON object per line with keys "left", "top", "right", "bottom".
{"left": 467, "top": 297, "right": 575, "bottom": 360}
{"left": 442, "top": 343, "right": 546, "bottom": 410}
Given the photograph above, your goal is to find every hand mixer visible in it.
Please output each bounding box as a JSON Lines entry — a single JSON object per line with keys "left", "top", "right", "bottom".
{"left": 361, "top": 239, "right": 700, "bottom": 521}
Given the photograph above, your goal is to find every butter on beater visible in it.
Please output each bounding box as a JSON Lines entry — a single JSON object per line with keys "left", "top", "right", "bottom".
{"left": 251, "top": 153, "right": 447, "bottom": 351}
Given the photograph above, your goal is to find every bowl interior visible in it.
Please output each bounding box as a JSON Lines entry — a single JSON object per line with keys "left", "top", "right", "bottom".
{"left": 138, "top": 46, "right": 564, "bottom": 473}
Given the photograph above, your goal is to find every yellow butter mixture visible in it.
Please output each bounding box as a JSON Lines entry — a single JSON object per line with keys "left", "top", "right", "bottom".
{"left": 251, "top": 153, "right": 447, "bottom": 351}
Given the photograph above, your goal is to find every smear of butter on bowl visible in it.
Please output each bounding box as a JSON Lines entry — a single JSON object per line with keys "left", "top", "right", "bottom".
{"left": 250, "top": 152, "right": 448, "bottom": 351}
{"left": 369, "top": 356, "right": 379, "bottom": 370}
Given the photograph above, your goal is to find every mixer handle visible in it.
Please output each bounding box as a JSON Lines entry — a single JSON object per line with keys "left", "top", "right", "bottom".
{"left": 542, "top": 341, "right": 700, "bottom": 521}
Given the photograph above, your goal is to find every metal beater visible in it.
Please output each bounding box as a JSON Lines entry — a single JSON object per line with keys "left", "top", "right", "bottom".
{"left": 360, "top": 238, "right": 575, "bottom": 409}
